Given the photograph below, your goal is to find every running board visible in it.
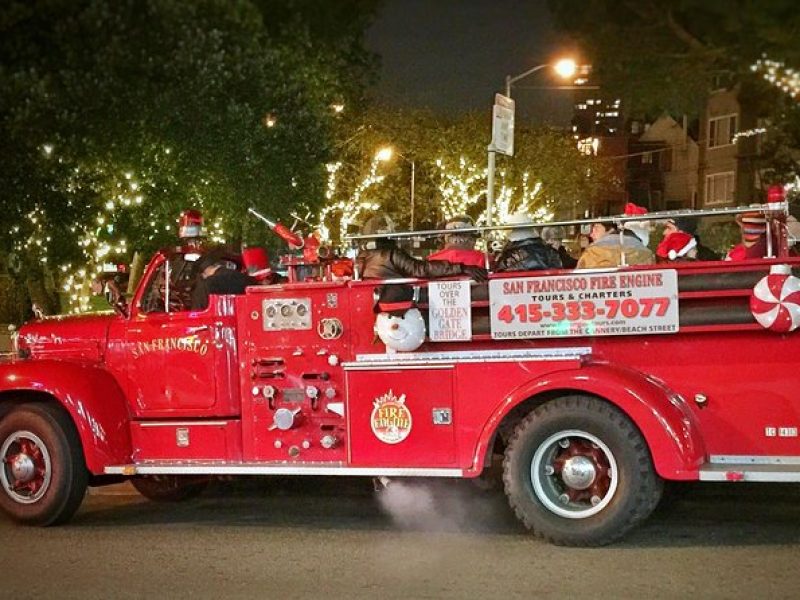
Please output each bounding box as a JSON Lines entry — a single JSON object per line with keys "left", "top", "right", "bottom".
{"left": 105, "top": 463, "right": 465, "bottom": 477}
{"left": 699, "top": 463, "right": 800, "bottom": 482}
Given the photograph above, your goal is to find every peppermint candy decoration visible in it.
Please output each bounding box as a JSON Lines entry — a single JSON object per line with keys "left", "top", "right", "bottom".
{"left": 750, "top": 264, "right": 800, "bottom": 333}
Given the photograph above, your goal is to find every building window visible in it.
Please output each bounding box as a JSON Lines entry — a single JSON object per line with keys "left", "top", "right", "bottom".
{"left": 708, "top": 114, "right": 738, "bottom": 148}
{"left": 641, "top": 152, "right": 653, "bottom": 164}
{"left": 705, "top": 171, "right": 735, "bottom": 205}
{"left": 577, "top": 137, "right": 599, "bottom": 156}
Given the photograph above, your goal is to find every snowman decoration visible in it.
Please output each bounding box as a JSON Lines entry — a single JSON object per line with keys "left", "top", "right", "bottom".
{"left": 373, "top": 285, "right": 426, "bottom": 353}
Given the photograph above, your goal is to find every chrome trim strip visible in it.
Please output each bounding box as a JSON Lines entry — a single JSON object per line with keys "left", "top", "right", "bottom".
{"left": 709, "top": 455, "right": 800, "bottom": 465}
{"left": 345, "top": 364, "right": 454, "bottom": 371}
{"left": 135, "top": 421, "right": 232, "bottom": 428}
{"left": 700, "top": 463, "right": 800, "bottom": 482}
{"left": 105, "top": 464, "right": 465, "bottom": 477}
{"left": 349, "top": 347, "right": 590, "bottom": 367}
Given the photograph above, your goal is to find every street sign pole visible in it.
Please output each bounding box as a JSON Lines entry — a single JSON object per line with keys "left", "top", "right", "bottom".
{"left": 486, "top": 93, "right": 515, "bottom": 231}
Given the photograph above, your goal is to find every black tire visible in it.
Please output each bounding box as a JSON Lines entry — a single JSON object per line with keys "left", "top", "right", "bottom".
{"left": 503, "top": 395, "right": 663, "bottom": 546}
{"left": 131, "top": 476, "right": 208, "bottom": 502}
{"left": 0, "top": 403, "right": 88, "bottom": 526}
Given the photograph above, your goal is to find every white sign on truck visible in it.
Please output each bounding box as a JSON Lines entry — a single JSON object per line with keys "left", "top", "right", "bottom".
{"left": 489, "top": 270, "right": 679, "bottom": 339}
{"left": 428, "top": 280, "right": 472, "bottom": 341}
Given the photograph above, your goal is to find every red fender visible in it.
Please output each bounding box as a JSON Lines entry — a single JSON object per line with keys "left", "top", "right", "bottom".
{"left": 473, "top": 361, "right": 706, "bottom": 480}
{"left": 0, "top": 360, "right": 132, "bottom": 474}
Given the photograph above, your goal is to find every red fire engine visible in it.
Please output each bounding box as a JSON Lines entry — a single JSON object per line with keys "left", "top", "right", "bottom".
{"left": 1, "top": 202, "right": 799, "bottom": 546}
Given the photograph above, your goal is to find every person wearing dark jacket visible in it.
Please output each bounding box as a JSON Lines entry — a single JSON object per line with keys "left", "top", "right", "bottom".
{"left": 356, "top": 214, "right": 487, "bottom": 280}
{"left": 541, "top": 226, "right": 577, "bottom": 268}
{"left": 191, "top": 249, "right": 255, "bottom": 310}
{"left": 495, "top": 213, "right": 562, "bottom": 272}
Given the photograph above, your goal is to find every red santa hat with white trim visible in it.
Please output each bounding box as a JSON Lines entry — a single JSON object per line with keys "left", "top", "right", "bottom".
{"left": 657, "top": 231, "right": 697, "bottom": 260}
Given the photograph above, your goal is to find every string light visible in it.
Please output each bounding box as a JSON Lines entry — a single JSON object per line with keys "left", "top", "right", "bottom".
{"left": 318, "top": 158, "right": 385, "bottom": 245}
{"left": 433, "top": 157, "right": 554, "bottom": 225}
{"left": 733, "top": 127, "right": 768, "bottom": 143}
{"left": 752, "top": 57, "right": 800, "bottom": 98}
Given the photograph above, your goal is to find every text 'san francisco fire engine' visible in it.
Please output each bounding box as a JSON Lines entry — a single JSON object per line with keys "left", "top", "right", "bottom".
{"left": 2, "top": 202, "right": 800, "bottom": 546}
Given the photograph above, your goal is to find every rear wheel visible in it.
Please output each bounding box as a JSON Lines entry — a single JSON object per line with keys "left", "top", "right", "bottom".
{"left": 503, "top": 395, "right": 662, "bottom": 546}
{"left": 131, "top": 476, "right": 208, "bottom": 502}
{"left": 0, "top": 404, "right": 88, "bottom": 525}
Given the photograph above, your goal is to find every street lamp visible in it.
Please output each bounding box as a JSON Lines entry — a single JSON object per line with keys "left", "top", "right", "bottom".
{"left": 376, "top": 146, "right": 416, "bottom": 230}
{"left": 487, "top": 57, "right": 579, "bottom": 229}
{"left": 504, "top": 58, "right": 578, "bottom": 96}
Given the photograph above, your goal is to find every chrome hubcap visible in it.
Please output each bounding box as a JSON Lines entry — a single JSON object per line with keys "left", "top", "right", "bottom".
{"left": 1, "top": 431, "right": 52, "bottom": 504}
{"left": 10, "top": 453, "right": 36, "bottom": 483}
{"left": 531, "top": 429, "right": 617, "bottom": 519}
{"left": 561, "top": 455, "right": 596, "bottom": 490}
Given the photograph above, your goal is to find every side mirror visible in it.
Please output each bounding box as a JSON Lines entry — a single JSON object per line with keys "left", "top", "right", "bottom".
{"left": 105, "top": 280, "right": 129, "bottom": 318}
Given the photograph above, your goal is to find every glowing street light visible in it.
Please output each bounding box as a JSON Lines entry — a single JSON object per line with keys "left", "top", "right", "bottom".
{"left": 554, "top": 58, "right": 578, "bottom": 80}
{"left": 504, "top": 56, "right": 580, "bottom": 97}
{"left": 375, "top": 146, "right": 394, "bottom": 162}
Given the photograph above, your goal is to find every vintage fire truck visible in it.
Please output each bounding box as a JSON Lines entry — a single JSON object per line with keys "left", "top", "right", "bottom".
{"left": 1, "top": 203, "right": 799, "bottom": 546}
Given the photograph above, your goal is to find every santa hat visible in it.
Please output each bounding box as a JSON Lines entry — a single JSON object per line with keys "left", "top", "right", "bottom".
{"left": 241, "top": 246, "right": 272, "bottom": 281}
{"left": 657, "top": 231, "right": 697, "bottom": 260}
{"left": 374, "top": 284, "right": 416, "bottom": 316}
{"left": 736, "top": 211, "right": 767, "bottom": 242}
{"left": 623, "top": 203, "right": 651, "bottom": 245}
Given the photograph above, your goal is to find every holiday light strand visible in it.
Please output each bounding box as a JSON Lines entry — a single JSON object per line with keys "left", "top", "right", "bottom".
{"left": 9, "top": 144, "right": 230, "bottom": 313}
{"left": 751, "top": 58, "right": 800, "bottom": 98}
{"left": 318, "top": 159, "right": 384, "bottom": 245}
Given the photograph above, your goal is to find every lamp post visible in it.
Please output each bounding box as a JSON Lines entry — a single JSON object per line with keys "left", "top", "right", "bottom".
{"left": 376, "top": 146, "right": 416, "bottom": 230}
{"left": 487, "top": 58, "right": 578, "bottom": 230}
{"left": 504, "top": 58, "right": 577, "bottom": 97}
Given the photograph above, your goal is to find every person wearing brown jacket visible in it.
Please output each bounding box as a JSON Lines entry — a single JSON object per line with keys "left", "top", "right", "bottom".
{"left": 577, "top": 221, "right": 654, "bottom": 269}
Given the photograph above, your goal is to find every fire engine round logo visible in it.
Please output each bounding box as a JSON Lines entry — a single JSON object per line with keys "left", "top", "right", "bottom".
{"left": 370, "top": 390, "right": 412, "bottom": 444}
{"left": 750, "top": 264, "right": 800, "bottom": 333}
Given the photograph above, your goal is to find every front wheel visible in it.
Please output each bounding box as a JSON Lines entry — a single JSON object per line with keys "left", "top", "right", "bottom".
{"left": 0, "top": 403, "right": 88, "bottom": 525}
{"left": 503, "top": 395, "right": 662, "bottom": 546}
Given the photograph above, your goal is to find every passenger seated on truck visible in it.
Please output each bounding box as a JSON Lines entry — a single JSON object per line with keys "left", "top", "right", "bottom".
{"left": 495, "top": 213, "right": 561, "bottom": 272}
{"left": 356, "top": 214, "right": 487, "bottom": 281}
{"left": 577, "top": 220, "right": 654, "bottom": 269}
{"left": 657, "top": 217, "right": 718, "bottom": 262}
{"left": 241, "top": 246, "right": 284, "bottom": 284}
{"left": 140, "top": 255, "right": 198, "bottom": 313}
{"left": 427, "top": 215, "right": 487, "bottom": 267}
{"left": 191, "top": 249, "right": 256, "bottom": 310}
{"left": 541, "top": 226, "right": 577, "bottom": 268}
{"left": 726, "top": 212, "right": 771, "bottom": 261}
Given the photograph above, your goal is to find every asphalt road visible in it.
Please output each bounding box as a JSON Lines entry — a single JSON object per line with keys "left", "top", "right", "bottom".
{"left": 1, "top": 478, "right": 799, "bottom": 599}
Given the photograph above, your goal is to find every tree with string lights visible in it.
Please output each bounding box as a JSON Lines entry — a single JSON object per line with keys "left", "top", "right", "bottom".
{"left": 0, "top": 0, "right": 379, "bottom": 316}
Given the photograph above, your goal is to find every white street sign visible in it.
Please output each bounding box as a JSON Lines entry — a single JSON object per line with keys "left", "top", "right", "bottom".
{"left": 491, "top": 93, "right": 515, "bottom": 156}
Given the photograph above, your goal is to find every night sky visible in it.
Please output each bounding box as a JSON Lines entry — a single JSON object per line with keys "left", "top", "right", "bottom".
{"left": 366, "top": 0, "right": 577, "bottom": 124}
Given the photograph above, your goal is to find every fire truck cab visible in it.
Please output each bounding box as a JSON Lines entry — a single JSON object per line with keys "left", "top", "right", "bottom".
{"left": 1, "top": 204, "right": 800, "bottom": 546}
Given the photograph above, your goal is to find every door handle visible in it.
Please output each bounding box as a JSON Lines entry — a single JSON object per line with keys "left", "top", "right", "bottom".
{"left": 186, "top": 325, "right": 210, "bottom": 334}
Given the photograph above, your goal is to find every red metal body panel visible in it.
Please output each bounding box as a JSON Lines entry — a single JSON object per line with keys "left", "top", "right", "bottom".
{"left": 105, "top": 253, "right": 241, "bottom": 419}
{"left": 116, "top": 298, "right": 240, "bottom": 418}
{"left": 467, "top": 362, "right": 705, "bottom": 479}
{"left": 0, "top": 359, "right": 132, "bottom": 474}
{"left": 346, "top": 368, "right": 457, "bottom": 466}
{"left": 131, "top": 420, "right": 242, "bottom": 462}
{"left": 238, "top": 282, "right": 351, "bottom": 463}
